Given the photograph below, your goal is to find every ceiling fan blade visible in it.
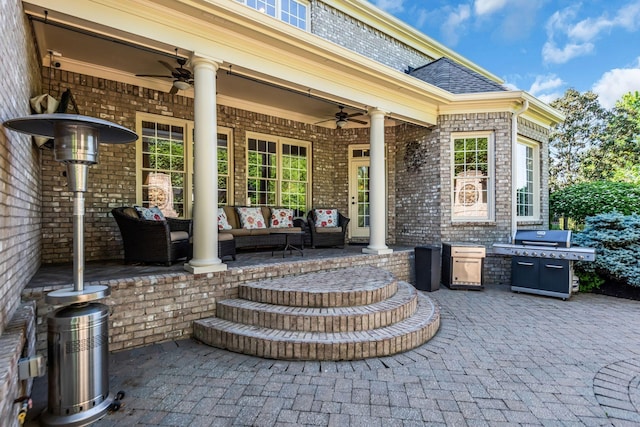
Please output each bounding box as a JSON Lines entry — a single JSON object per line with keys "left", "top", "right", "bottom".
{"left": 314, "top": 118, "right": 334, "bottom": 125}
{"left": 159, "top": 60, "right": 177, "bottom": 73}
{"left": 135, "top": 74, "right": 174, "bottom": 79}
{"left": 350, "top": 118, "right": 368, "bottom": 125}
{"left": 169, "top": 85, "right": 179, "bottom": 95}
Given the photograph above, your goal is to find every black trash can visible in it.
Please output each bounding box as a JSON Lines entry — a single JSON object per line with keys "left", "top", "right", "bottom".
{"left": 414, "top": 245, "right": 441, "bottom": 291}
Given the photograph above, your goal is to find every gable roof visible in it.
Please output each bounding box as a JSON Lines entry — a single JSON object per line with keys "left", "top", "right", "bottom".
{"left": 408, "top": 57, "right": 507, "bottom": 94}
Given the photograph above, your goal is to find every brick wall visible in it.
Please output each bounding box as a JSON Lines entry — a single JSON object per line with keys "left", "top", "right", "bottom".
{"left": 312, "top": 1, "right": 434, "bottom": 72}
{"left": 40, "top": 70, "right": 196, "bottom": 263}
{"left": 23, "top": 251, "right": 413, "bottom": 355}
{"left": 0, "top": 0, "right": 43, "bottom": 424}
{"left": 394, "top": 124, "right": 442, "bottom": 246}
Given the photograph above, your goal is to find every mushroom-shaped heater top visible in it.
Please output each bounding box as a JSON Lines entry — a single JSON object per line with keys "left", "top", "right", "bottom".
{"left": 3, "top": 114, "right": 137, "bottom": 304}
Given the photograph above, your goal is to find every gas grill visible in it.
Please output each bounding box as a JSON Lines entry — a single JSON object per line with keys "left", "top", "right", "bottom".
{"left": 493, "top": 230, "right": 596, "bottom": 300}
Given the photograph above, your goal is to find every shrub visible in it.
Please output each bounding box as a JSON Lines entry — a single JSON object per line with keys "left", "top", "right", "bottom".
{"left": 572, "top": 212, "right": 640, "bottom": 289}
{"left": 550, "top": 181, "right": 640, "bottom": 225}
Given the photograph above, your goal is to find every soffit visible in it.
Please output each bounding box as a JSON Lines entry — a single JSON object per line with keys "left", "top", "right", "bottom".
{"left": 22, "top": 0, "right": 561, "bottom": 128}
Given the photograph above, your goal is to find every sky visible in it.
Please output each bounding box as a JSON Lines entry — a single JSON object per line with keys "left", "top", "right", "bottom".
{"left": 368, "top": 0, "right": 640, "bottom": 109}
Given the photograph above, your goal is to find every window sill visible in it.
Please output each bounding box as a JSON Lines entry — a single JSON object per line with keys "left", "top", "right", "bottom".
{"left": 450, "top": 220, "right": 496, "bottom": 226}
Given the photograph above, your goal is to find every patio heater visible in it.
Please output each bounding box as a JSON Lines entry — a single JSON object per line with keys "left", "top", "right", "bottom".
{"left": 3, "top": 114, "right": 137, "bottom": 426}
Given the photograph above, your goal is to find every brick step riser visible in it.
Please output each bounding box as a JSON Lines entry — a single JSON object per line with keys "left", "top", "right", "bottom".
{"left": 193, "top": 304, "right": 440, "bottom": 361}
{"left": 238, "top": 280, "right": 398, "bottom": 307}
{"left": 216, "top": 292, "right": 418, "bottom": 332}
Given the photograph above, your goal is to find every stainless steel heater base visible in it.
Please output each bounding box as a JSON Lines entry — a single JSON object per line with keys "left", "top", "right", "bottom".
{"left": 40, "top": 303, "right": 111, "bottom": 427}
{"left": 40, "top": 393, "right": 113, "bottom": 427}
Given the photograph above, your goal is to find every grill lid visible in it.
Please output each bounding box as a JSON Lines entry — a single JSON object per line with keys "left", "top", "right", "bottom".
{"left": 513, "top": 230, "right": 572, "bottom": 248}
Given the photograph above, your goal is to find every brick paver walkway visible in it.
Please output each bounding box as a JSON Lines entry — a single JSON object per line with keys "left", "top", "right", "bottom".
{"left": 29, "top": 284, "right": 639, "bottom": 426}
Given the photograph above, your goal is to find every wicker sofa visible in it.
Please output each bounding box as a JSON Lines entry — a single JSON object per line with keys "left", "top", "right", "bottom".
{"left": 307, "top": 209, "right": 350, "bottom": 248}
{"left": 218, "top": 206, "right": 305, "bottom": 250}
{"left": 111, "top": 206, "right": 191, "bottom": 265}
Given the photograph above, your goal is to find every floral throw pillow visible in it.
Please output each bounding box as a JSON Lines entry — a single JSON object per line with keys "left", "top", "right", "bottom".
{"left": 135, "top": 205, "right": 165, "bottom": 221}
{"left": 270, "top": 208, "right": 294, "bottom": 228}
{"left": 236, "top": 207, "right": 266, "bottom": 229}
{"left": 314, "top": 209, "right": 338, "bottom": 228}
{"left": 217, "top": 208, "right": 232, "bottom": 230}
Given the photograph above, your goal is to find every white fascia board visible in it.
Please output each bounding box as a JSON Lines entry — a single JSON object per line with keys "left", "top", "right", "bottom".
{"left": 440, "top": 91, "right": 564, "bottom": 127}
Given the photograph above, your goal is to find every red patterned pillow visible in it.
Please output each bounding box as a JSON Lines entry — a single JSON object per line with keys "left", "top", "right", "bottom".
{"left": 135, "top": 205, "right": 165, "bottom": 221}
{"left": 217, "top": 208, "right": 232, "bottom": 230}
{"left": 236, "top": 207, "right": 266, "bottom": 229}
{"left": 270, "top": 208, "right": 294, "bottom": 228}
{"left": 314, "top": 209, "right": 338, "bottom": 228}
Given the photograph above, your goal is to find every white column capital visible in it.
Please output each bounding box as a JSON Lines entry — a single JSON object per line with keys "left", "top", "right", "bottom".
{"left": 190, "top": 53, "right": 222, "bottom": 70}
{"left": 367, "top": 107, "right": 388, "bottom": 118}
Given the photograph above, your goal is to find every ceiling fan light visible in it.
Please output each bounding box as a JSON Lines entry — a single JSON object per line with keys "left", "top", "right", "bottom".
{"left": 173, "top": 80, "right": 191, "bottom": 90}
{"left": 336, "top": 118, "right": 347, "bottom": 129}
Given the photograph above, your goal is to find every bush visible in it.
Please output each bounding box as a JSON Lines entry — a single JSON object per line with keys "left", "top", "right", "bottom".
{"left": 572, "top": 212, "right": 640, "bottom": 289}
{"left": 550, "top": 181, "right": 640, "bottom": 225}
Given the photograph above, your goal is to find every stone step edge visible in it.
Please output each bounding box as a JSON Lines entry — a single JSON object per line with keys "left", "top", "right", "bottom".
{"left": 193, "top": 294, "right": 440, "bottom": 360}
{"left": 238, "top": 278, "right": 398, "bottom": 308}
{"left": 217, "top": 281, "right": 418, "bottom": 332}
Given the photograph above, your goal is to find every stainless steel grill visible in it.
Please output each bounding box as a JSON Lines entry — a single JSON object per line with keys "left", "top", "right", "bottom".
{"left": 493, "top": 230, "right": 596, "bottom": 300}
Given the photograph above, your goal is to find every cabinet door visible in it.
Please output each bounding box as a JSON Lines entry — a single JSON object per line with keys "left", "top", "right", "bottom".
{"left": 512, "top": 257, "right": 539, "bottom": 289}
{"left": 539, "top": 260, "right": 570, "bottom": 293}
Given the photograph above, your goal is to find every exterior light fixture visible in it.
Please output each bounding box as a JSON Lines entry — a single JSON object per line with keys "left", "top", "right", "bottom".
{"left": 173, "top": 80, "right": 191, "bottom": 91}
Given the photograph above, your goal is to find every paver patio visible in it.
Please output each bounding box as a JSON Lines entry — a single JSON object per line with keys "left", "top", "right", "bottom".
{"left": 27, "top": 280, "right": 640, "bottom": 426}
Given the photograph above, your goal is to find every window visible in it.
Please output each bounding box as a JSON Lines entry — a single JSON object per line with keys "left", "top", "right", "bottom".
{"left": 136, "top": 113, "right": 233, "bottom": 217}
{"left": 451, "top": 133, "right": 494, "bottom": 221}
{"left": 139, "top": 119, "right": 188, "bottom": 218}
{"left": 217, "top": 132, "right": 231, "bottom": 205}
{"left": 246, "top": 133, "right": 310, "bottom": 213}
{"left": 236, "top": 0, "right": 308, "bottom": 30}
{"left": 516, "top": 138, "right": 540, "bottom": 219}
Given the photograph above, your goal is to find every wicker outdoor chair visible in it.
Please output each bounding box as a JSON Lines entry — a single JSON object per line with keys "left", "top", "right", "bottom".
{"left": 307, "top": 209, "right": 350, "bottom": 248}
{"left": 111, "top": 207, "right": 191, "bottom": 265}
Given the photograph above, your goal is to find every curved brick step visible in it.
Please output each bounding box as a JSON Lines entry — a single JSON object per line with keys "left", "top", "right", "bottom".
{"left": 238, "top": 266, "right": 397, "bottom": 307}
{"left": 193, "top": 290, "right": 440, "bottom": 361}
{"left": 217, "top": 281, "right": 418, "bottom": 332}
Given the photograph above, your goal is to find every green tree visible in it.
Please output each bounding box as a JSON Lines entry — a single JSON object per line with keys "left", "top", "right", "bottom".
{"left": 581, "top": 91, "right": 640, "bottom": 183}
{"left": 548, "top": 89, "right": 608, "bottom": 191}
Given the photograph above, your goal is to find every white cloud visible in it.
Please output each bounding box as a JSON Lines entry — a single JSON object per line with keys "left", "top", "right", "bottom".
{"left": 592, "top": 58, "right": 640, "bottom": 108}
{"left": 528, "top": 74, "right": 565, "bottom": 104}
{"left": 474, "top": 0, "right": 508, "bottom": 16}
{"left": 543, "top": 2, "right": 640, "bottom": 65}
{"left": 370, "top": 0, "right": 405, "bottom": 14}
{"left": 529, "top": 74, "right": 564, "bottom": 95}
{"left": 542, "top": 40, "right": 594, "bottom": 64}
{"left": 441, "top": 5, "right": 471, "bottom": 46}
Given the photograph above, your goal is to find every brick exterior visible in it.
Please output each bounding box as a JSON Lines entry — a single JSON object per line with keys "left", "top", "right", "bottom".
{"left": 0, "top": 1, "right": 43, "bottom": 424}
{"left": 394, "top": 124, "right": 442, "bottom": 246}
{"left": 312, "top": 1, "right": 434, "bottom": 72}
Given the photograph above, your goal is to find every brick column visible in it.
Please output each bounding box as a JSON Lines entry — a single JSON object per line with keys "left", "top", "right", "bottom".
{"left": 185, "top": 54, "right": 227, "bottom": 274}
{"left": 363, "top": 107, "right": 392, "bottom": 255}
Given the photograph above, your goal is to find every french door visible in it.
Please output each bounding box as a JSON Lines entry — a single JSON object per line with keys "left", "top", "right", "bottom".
{"left": 348, "top": 145, "right": 370, "bottom": 239}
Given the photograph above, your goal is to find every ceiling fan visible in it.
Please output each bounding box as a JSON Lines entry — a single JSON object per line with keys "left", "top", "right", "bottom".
{"left": 317, "top": 106, "right": 368, "bottom": 129}
{"left": 136, "top": 50, "right": 194, "bottom": 94}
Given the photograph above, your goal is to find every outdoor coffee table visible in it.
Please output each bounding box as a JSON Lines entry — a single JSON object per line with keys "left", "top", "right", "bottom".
{"left": 271, "top": 231, "right": 304, "bottom": 257}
